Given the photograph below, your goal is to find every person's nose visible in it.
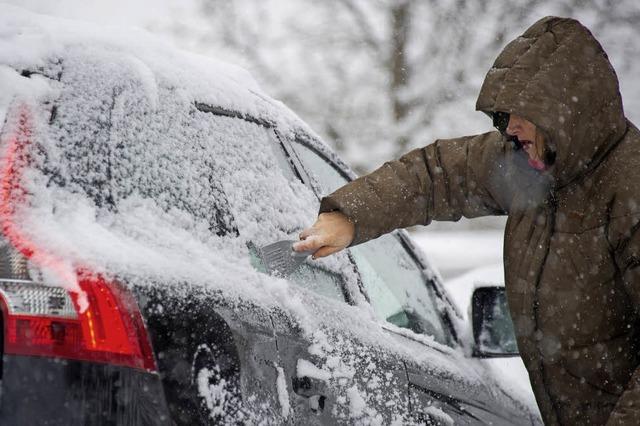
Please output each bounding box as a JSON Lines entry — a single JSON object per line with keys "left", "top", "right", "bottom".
{"left": 506, "top": 116, "right": 521, "bottom": 136}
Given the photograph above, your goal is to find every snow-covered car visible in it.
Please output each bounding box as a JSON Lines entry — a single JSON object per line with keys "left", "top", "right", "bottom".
{"left": 0, "top": 6, "right": 541, "bottom": 425}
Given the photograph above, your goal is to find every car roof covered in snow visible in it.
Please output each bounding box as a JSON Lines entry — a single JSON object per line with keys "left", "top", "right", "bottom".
{"left": 0, "top": 4, "right": 358, "bottom": 301}
{"left": 0, "top": 4, "right": 313, "bottom": 136}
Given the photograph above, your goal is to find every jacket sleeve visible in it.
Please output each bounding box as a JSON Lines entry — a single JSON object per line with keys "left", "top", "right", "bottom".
{"left": 319, "top": 131, "right": 515, "bottom": 246}
{"left": 607, "top": 216, "right": 640, "bottom": 425}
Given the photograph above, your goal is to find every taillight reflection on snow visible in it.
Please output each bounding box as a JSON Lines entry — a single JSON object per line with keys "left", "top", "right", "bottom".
{"left": 0, "top": 104, "right": 156, "bottom": 372}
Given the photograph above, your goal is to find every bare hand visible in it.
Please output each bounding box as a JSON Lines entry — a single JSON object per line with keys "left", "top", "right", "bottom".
{"left": 293, "top": 212, "right": 355, "bottom": 259}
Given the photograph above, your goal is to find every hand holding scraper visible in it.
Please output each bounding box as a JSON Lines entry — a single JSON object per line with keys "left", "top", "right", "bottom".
{"left": 260, "top": 212, "right": 355, "bottom": 276}
{"left": 259, "top": 240, "right": 314, "bottom": 277}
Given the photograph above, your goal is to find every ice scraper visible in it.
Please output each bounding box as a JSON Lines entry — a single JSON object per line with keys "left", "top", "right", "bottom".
{"left": 260, "top": 240, "right": 314, "bottom": 277}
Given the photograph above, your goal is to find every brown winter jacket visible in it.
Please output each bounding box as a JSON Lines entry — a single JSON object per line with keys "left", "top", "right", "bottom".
{"left": 319, "top": 17, "right": 640, "bottom": 425}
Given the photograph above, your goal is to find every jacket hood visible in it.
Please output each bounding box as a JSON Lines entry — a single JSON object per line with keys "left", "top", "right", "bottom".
{"left": 476, "top": 16, "right": 628, "bottom": 187}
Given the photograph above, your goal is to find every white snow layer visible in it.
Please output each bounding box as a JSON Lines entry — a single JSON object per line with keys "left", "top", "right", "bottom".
{"left": 297, "top": 358, "right": 332, "bottom": 382}
{"left": 196, "top": 366, "right": 227, "bottom": 419}
{"left": 0, "top": 3, "right": 320, "bottom": 303}
{"left": 411, "top": 229, "right": 505, "bottom": 281}
{"left": 346, "top": 385, "right": 367, "bottom": 418}
{"left": 275, "top": 365, "right": 291, "bottom": 419}
{"left": 423, "top": 406, "right": 454, "bottom": 425}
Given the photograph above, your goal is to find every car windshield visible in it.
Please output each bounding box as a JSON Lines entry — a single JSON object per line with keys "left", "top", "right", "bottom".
{"left": 289, "top": 139, "right": 452, "bottom": 345}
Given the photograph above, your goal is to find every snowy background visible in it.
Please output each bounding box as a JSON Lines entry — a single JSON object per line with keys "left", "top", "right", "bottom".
{"left": 4, "top": 2, "right": 637, "bottom": 421}
{"left": 7, "top": 0, "right": 639, "bottom": 283}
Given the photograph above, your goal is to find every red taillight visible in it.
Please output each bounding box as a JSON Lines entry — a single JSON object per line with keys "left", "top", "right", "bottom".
{"left": 0, "top": 272, "right": 157, "bottom": 372}
{"left": 0, "top": 104, "right": 157, "bottom": 372}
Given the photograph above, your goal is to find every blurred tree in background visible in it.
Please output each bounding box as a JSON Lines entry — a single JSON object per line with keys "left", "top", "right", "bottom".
{"left": 169, "top": 0, "right": 640, "bottom": 177}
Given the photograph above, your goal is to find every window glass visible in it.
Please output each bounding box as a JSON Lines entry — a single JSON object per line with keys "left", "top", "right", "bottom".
{"left": 269, "top": 136, "right": 299, "bottom": 183}
{"left": 288, "top": 264, "right": 346, "bottom": 302}
{"left": 290, "top": 140, "right": 347, "bottom": 195}
{"left": 289, "top": 139, "right": 451, "bottom": 345}
{"left": 189, "top": 113, "right": 347, "bottom": 303}
{"left": 248, "top": 243, "right": 345, "bottom": 302}
{"left": 350, "top": 236, "right": 450, "bottom": 345}
{"left": 477, "top": 290, "right": 518, "bottom": 354}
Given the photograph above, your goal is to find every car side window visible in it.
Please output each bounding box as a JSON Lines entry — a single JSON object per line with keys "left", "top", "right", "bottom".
{"left": 288, "top": 139, "right": 452, "bottom": 346}
{"left": 248, "top": 244, "right": 346, "bottom": 302}
{"left": 349, "top": 236, "right": 450, "bottom": 345}
{"left": 240, "top": 131, "right": 348, "bottom": 303}
{"left": 289, "top": 140, "right": 348, "bottom": 194}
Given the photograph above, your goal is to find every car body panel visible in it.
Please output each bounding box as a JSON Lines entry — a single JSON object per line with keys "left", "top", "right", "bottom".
{"left": 269, "top": 295, "right": 412, "bottom": 424}
{"left": 134, "top": 283, "right": 284, "bottom": 424}
{"left": 0, "top": 355, "right": 170, "bottom": 425}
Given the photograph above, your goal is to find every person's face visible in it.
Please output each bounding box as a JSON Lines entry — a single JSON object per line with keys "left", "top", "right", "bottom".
{"left": 506, "top": 114, "right": 546, "bottom": 170}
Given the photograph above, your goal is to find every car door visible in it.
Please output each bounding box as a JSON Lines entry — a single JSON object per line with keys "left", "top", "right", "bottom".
{"left": 347, "top": 232, "right": 524, "bottom": 424}
{"left": 252, "top": 256, "right": 413, "bottom": 424}
{"left": 184, "top": 104, "right": 411, "bottom": 423}
{"left": 345, "top": 229, "right": 502, "bottom": 425}
{"left": 138, "top": 283, "right": 283, "bottom": 424}
{"left": 253, "top": 128, "right": 414, "bottom": 423}
{"left": 282, "top": 134, "right": 531, "bottom": 424}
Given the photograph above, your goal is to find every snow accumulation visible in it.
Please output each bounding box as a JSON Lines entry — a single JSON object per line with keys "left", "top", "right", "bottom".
{"left": 296, "top": 358, "right": 332, "bottom": 382}
{"left": 423, "top": 406, "right": 454, "bottom": 426}
{"left": 411, "top": 228, "right": 505, "bottom": 281}
{"left": 275, "top": 365, "right": 291, "bottom": 419}
{"left": 0, "top": 5, "right": 537, "bottom": 424}
{"left": 196, "top": 365, "right": 228, "bottom": 419}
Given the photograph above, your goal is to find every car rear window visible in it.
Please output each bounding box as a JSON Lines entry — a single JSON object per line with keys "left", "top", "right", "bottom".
{"left": 44, "top": 82, "right": 239, "bottom": 237}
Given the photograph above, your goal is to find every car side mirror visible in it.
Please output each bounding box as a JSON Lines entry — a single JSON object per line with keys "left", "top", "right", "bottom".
{"left": 471, "top": 286, "right": 519, "bottom": 358}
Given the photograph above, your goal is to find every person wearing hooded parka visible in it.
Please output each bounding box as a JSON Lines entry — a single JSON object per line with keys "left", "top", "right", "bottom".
{"left": 295, "top": 16, "right": 640, "bottom": 426}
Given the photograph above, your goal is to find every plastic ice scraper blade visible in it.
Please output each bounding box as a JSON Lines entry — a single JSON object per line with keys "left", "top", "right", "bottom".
{"left": 260, "top": 240, "right": 314, "bottom": 277}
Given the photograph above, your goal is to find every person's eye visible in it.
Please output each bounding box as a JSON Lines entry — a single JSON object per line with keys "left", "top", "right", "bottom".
{"left": 492, "top": 112, "right": 510, "bottom": 134}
